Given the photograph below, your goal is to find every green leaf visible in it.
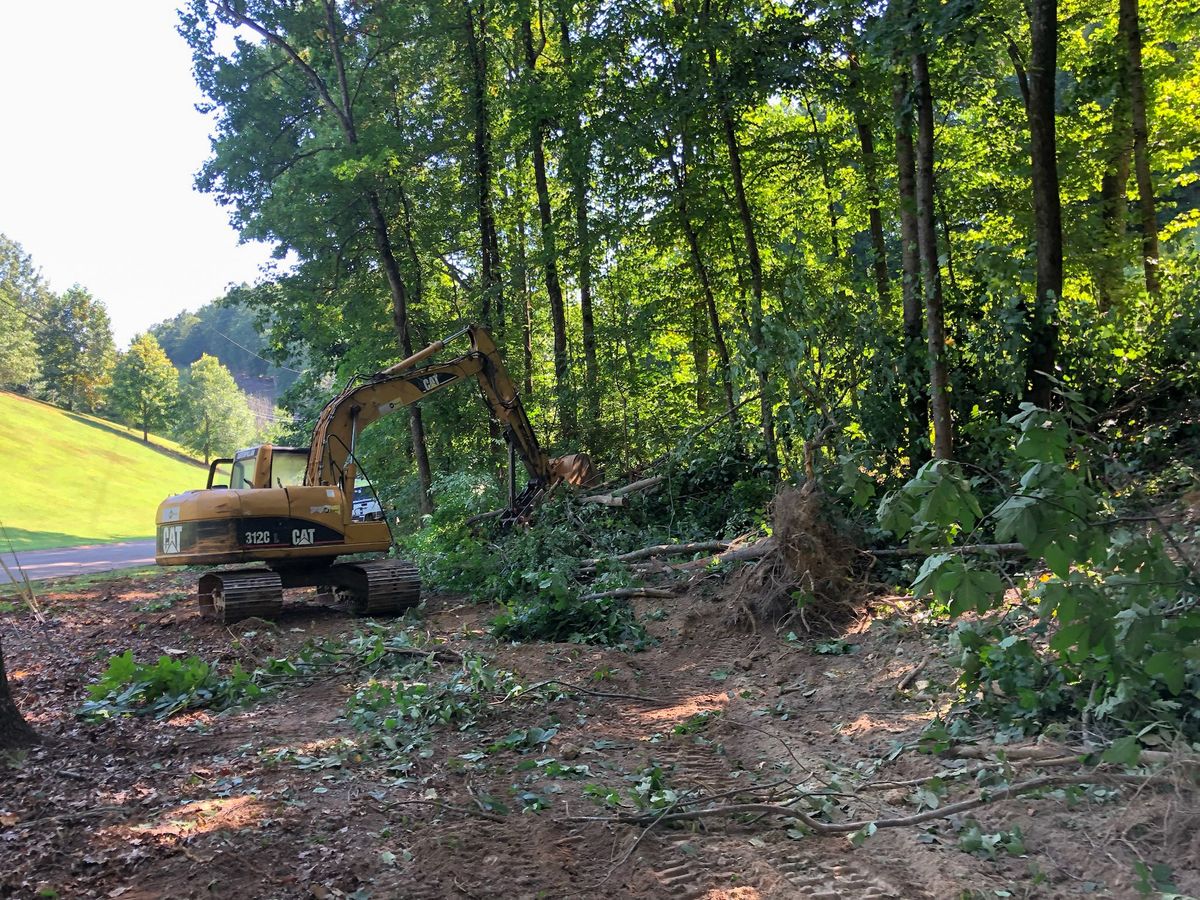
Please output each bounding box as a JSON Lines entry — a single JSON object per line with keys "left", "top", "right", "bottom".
{"left": 1101, "top": 736, "right": 1141, "bottom": 767}
{"left": 1145, "top": 652, "right": 1184, "bottom": 694}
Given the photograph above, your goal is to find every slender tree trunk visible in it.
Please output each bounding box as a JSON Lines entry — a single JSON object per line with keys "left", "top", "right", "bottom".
{"left": 672, "top": 138, "right": 737, "bottom": 422}
{"left": 1120, "top": 0, "right": 1160, "bottom": 297}
{"left": 1097, "top": 119, "right": 1132, "bottom": 311}
{"left": 894, "top": 68, "right": 929, "bottom": 463}
{"left": 705, "top": 14, "right": 776, "bottom": 467}
{"left": 911, "top": 50, "right": 953, "bottom": 459}
{"left": 464, "top": 3, "right": 504, "bottom": 327}
{"left": 521, "top": 14, "right": 575, "bottom": 441}
{"left": 0, "top": 635, "right": 38, "bottom": 750}
{"left": 934, "top": 185, "right": 961, "bottom": 298}
{"left": 1025, "top": 0, "right": 1064, "bottom": 408}
{"left": 557, "top": 3, "right": 598, "bottom": 427}
{"left": 514, "top": 195, "right": 534, "bottom": 397}
{"left": 804, "top": 98, "right": 842, "bottom": 258}
{"left": 850, "top": 56, "right": 890, "bottom": 310}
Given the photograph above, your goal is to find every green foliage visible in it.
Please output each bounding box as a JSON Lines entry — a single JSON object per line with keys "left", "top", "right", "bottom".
{"left": 0, "top": 234, "right": 48, "bottom": 391}
{"left": 878, "top": 407, "right": 1200, "bottom": 739}
{"left": 491, "top": 571, "right": 648, "bottom": 648}
{"left": 36, "top": 286, "right": 115, "bottom": 413}
{"left": 173, "top": 353, "right": 259, "bottom": 462}
{"left": 79, "top": 650, "right": 262, "bottom": 720}
{"left": 344, "top": 651, "right": 522, "bottom": 755}
{"left": 108, "top": 333, "right": 179, "bottom": 440}
{"left": 956, "top": 821, "right": 1026, "bottom": 860}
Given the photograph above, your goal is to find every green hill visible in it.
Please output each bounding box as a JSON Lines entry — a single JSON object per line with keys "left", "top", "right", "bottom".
{"left": 0, "top": 392, "right": 209, "bottom": 551}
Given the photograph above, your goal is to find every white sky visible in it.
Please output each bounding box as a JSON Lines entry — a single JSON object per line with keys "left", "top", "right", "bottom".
{"left": 0, "top": 2, "right": 276, "bottom": 348}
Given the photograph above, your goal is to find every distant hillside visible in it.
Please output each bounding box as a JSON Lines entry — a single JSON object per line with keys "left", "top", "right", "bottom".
{"left": 150, "top": 294, "right": 300, "bottom": 422}
{"left": 0, "top": 392, "right": 208, "bottom": 551}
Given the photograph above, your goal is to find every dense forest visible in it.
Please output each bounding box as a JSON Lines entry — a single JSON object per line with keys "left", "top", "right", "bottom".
{"left": 175, "top": 0, "right": 1200, "bottom": 746}
{"left": 180, "top": 0, "right": 1197, "bottom": 509}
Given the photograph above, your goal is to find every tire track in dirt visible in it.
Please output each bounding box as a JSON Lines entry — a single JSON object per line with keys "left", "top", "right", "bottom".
{"left": 755, "top": 844, "right": 915, "bottom": 898}
{"left": 628, "top": 636, "right": 929, "bottom": 899}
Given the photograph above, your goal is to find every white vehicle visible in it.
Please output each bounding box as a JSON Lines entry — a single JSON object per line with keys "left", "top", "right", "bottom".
{"left": 352, "top": 485, "right": 384, "bottom": 521}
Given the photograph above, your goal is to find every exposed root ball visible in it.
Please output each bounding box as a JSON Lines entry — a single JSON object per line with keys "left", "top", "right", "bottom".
{"left": 727, "top": 482, "right": 856, "bottom": 634}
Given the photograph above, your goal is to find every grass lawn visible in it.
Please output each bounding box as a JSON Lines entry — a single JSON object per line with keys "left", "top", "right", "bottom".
{"left": 0, "top": 392, "right": 210, "bottom": 551}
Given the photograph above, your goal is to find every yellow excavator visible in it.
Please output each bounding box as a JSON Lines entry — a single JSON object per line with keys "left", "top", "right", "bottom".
{"left": 155, "top": 324, "right": 595, "bottom": 622}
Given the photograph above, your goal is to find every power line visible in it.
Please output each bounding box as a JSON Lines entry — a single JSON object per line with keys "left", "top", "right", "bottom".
{"left": 206, "top": 324, "right": 306, "bottom": 376}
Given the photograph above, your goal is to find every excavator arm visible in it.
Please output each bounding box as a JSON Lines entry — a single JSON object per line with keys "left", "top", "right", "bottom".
{"left": 305, "top": 325, "right": 591, "bottom": 498}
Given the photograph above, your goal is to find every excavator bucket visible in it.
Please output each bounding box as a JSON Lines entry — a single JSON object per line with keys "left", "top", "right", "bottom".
{"left": 550, "top": 453, "right": 600, "bottom": 488}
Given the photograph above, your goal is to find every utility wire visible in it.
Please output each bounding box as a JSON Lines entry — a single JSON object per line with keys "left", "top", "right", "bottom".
{"left": 205, "top": 324, "right": 305, "bottom": 376}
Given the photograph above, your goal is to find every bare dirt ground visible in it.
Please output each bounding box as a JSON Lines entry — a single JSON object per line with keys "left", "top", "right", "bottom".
{"left": 2, "top": 572, "right": 1196, "bottom": 899}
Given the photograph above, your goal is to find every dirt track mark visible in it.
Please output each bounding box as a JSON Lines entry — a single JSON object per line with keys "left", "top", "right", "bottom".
{"left": 759, "top": 846, "right": 912, "bottom": 899}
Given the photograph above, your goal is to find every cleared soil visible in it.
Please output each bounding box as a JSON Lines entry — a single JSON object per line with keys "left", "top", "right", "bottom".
{"left": 2, "top": 572, "right": 1196, "bottom": 899}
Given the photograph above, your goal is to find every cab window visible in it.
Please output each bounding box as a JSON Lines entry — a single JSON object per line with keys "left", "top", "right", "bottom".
{"left": 229, "top": 458, "right": 254, "bottom": 489}
{"left": 271, "top": 450, "right": 308, "bottom": 488}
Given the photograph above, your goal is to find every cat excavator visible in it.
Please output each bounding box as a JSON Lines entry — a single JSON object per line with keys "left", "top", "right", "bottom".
{"left": 154, "top": 324, "right": 595, "bottom": 623}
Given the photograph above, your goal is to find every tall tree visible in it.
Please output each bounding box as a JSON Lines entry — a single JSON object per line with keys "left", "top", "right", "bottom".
{"left": 37, "top": 286, "right": 116, "bottom": 413}
{"left": 557, "top": 0, "right": 600, "bottom": 426}
{"left": 189, "top": 0, "right": 435, "bottom": 513}
{"left": 109, "top": 333, "right": 180, "bottom": 442}
{"left": 1119, "top": 0, "right": 1160, "bottom": 297}
{"left": 0, "top": 235, "right": 47, "bottom": 391}
{"left": 703, "top": 0, "right": 777, "bottom": 467}
{"left": 1024, "top": 0, "right": 1064, "bottom": 407}
{"left": 521, "top": 7, "right": 576, "bottom": 441}
{"left": 463, "top": 1, "right": 504, "bottom": 326}
{"left": 175, "top": 354, "right": 258, "bottom": 464}
{"left": 910, "top": 39, "right": 953, "bottom": 458}
{"left": 893, "top": 66, "right": 928, "bottom": 462}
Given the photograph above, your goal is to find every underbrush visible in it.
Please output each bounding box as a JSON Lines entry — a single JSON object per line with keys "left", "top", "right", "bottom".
{"left": 397, "top": 436, "right": 772, "bottom": 647}
{"left": 855, "top": 401, "right": 1200, "bottom": 746}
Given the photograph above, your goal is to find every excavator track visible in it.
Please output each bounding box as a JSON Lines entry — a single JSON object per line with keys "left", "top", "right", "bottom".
{"left": 198, "top": 569, "right": 284, "bottom": 623}
{"left": 333, "top": 559, "right": 421, "bottom": 617}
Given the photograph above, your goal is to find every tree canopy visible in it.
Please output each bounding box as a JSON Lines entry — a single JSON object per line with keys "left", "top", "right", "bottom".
{"left": 109, "top": 333, "right": 181, "bottom": 442}
{"left": 179, "top": 0, "right": 1198, "bottom": 514}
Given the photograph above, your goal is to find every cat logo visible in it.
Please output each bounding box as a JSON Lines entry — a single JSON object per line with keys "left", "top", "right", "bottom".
{"left": 292, "top": 528, "right": 316, "bottom": 546}
{"left": 161, "top": 525, "right": 182, "bottom": 554}
{"left": 409, "top": 371, "right": 456, "bottom": 393}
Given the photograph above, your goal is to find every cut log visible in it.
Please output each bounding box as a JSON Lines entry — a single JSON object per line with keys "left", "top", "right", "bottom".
{"left": 580, "top": 540, "right": 733, "bottom": 570}
{"left": 578, "top": 588, "right": 676, "bottom": 601}
{"left": 581, "top": 475, "right": 665, "bottom": 507}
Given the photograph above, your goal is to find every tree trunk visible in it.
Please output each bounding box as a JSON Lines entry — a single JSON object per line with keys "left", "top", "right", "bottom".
{"left": 513, "top": 194, "right": 535, "bottom": 397}
{"left": 1097, "top": 105, "right": 1132, "bottom": 311}
{"left": 894, "top": 69, "right": 929, "bottom": 463}
{"left": 464, "top": 3, "right": 504, "bottom": 327}
{"left": 1120, "top": 0, "right": 1160, "bottom": 297}
{"left": 705, "top": 12, "right": 776, "bottom": 467}
{"left": 0, "top": 635, "right": 39, "bottom": 750}
{"left": 1025, "top": 0, "right": 1064, "bottom": 408}
{"left": 911, "top": 50, "right": 953, "bottom": 460}
{"left": 522, "top": 13, "right": 575, "bottom": 442}
{"left": 850, "top": 55, "right": 890, "bottom": 311}
{"left": 557, "top": 2, "right": 599, "bottom": 428}
{"left": 672, "top": 136, "right": 738, "bottom": 422}
{"left": 221, "top": 1, "right": 435, "bottom": 512}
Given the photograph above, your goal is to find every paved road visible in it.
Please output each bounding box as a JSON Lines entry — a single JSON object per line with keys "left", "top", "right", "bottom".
{"left": 0, "top": 540, "right": 158, "bottom": 585}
